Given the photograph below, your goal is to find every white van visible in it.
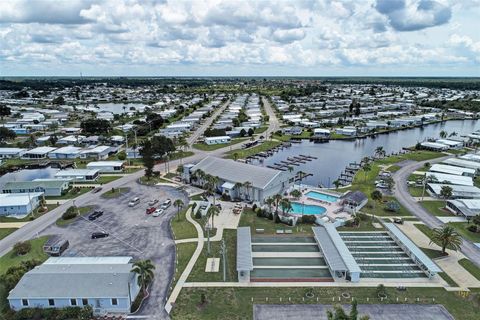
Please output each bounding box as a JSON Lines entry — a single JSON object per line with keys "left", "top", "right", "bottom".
{"left": 128, "top": 197, "right": 140, "bottom": 207}
{"left": 160, "top": 198, "right": 172, "bottom": 209}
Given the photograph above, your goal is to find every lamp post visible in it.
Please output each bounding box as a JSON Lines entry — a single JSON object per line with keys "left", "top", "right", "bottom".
{"left": 205, "top": 222, "right": 211, "bottom": 255}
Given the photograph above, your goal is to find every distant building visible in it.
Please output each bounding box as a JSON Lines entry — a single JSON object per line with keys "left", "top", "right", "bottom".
{"left": 8, "top": 256, "right": 141, "bottom": 315}
{"left": 55, "top": 169, "right": 99, "bottom": 182}
{"left": 22, "top": 147, "right": 57, "bottom": 159}
{"left": 48, "top": 146, "right": 82, "bottom": 159}
{"left": 204, "top": 136, "right": 231, "bottom": 145}
{"left": 2, "top": 179, "right": 71, "bottom": 197}
{"left": 0, "top": 148, "right": 26, "bottom": 159}
{"left": 86, "top": 161, "right": 124, "bottom": 173}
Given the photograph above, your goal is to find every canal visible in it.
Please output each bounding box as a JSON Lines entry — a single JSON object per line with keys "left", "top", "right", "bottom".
{"left": 258, "top": 119, "right": 480, "bottom": 187}
{"left": 0, "top": 167, "right": 59, "bottom": 189}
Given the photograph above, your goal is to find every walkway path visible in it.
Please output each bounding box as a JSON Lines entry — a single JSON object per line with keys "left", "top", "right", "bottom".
{"left": 165, "top": 204, "right": 205, "bottom": 313}
{"left": 393, "top": 156, "right": 480, "bottom": 267}
{"left": 0, "top": 222, "right": 28, "bottom": 229}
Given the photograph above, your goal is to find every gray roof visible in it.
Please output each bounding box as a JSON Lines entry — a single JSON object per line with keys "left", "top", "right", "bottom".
{"left": 191, "top": 156, "right": 284, "bottom": 189}
{"left": 3, "top": 180, "right": 68, "bottom": 190}
{"left": 384, "top": 223, "right": 442, "bottom": 273}
{"left": 341, "top": 191, "right": 367, "bottom": 204}
{"left": 236, "top": 227, "right": 253, "bottom": 271}
{"left": 8, "top": 261, "right": 135, "bottom": 299}
{"left": 312, "top": 225, "right": 361, "bottom": 273}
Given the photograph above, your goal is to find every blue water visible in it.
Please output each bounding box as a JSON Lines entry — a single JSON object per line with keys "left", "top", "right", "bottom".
{"left": 305, "top": 191, "right": 339, "bottom": 203}
{"left": 290, "top": 202, "right": 326, "bottom": 215}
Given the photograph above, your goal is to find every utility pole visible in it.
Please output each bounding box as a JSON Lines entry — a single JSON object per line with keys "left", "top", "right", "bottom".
{"left": 421, "top": 172, "right": 427, "bottom": 201}
{"left": 206, "top": 222, "right": 211, "bottom": 255}
{"left": 220, "top": 239, "right": 227, "bottom": 281}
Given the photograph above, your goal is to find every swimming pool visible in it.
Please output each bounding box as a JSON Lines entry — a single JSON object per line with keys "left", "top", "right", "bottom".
{"left": 306, "top": 191, "right": 339, "bottom": 203}
{"left": 290, "top": 202, "right": 326, "bottom": 215}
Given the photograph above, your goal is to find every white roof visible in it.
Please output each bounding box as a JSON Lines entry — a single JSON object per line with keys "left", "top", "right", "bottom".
{"left": 429, "top": 164, "right": 475, "bottom": 176}
{"left": 436, "top": 139, "right": 463, "bottom": 146}
{"left": 420, "top": 142, "right": 448, "bottom": 150}
{"left": 0, "top": 192, "right": 43, "bottom": 206}
{"left": 24, "top": 146, "right": 57, "bottom": 155}
{"left": 449, "top": 199, "right": 480, "bottom": 210}
{"left": 49, "top": 146, "right": 82, "bottom": 154}
{"left": 87, "top": 161, "right": 124, "bottom": 167}
{"left": 205, "top": 136, "right": 231, "bottom": 141}
{"left": 313, "top": 128, "right": 330, "bottom": 133}
{"left": 426, "top": 172, "right": 473, "bottom": 186}
{"left": 0, "top": 148, "right": 25, "bottom": 154}
{"left": 80, "top": 145, "right": 111, "bottom": 154}
{"left": 443, "top": 158, "right": 480, "bottom": 171}
{"left": 55, "top": 169, "right": 99, "bottom": 177}
{"left": 460, "top": 154, "right": 480, "bottom": 163}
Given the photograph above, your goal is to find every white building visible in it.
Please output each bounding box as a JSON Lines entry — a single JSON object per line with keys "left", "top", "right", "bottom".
{"left": 48, "top": 146, "right": 82, "bottom": 159}
{"left": 22, "top": 147, "right": 57, "bottom": 159}
{"left": 0, "top": 148, "right": 26, "bottom": 159}
{"left": 55, "top": 169, "right": 100, "bottom": 182}
{"left": 86, "top": 161, "right": 124, "bottom": 173}
{"left": 0, "top": 192, "right": 43, "bottom": 217}
{"left": 204, "top": 136, "right": 231, "bottom": 145}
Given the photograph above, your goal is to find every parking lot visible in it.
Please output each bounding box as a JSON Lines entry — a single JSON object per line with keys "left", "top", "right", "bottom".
{"left": 41, "top": 182, "right": 189, "bottom": 319}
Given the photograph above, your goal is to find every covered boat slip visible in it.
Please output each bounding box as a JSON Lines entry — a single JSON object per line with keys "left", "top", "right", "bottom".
{"left": 312, "top": 225, "right": 361, "bottom": 282}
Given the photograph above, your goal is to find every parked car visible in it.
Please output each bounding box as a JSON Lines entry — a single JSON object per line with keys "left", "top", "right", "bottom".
{"left": 160, "top": 198, "right": 172, "bottom": 209}
{"left": 128, "top": 197, "right": 140, "bottom": 207}
{"left": 88, "top": 210, "right": 104, "bottom": 221}
{"left": 91, "top": 232, "right": 109, "bottom": 239}
{"left": 152, "top": 208, "right": 164, "bottom": 217}
{"left": 393, "top": 218, "right": 404, "bottom": 225}
{"left": 148, "top": 199, "right": 159, "bottom": 206}
{"left": 92, "top": 187, "right": 102, "bottom": 194}
{"left": 146, "top": 207, "right": 156, "bottom": 215}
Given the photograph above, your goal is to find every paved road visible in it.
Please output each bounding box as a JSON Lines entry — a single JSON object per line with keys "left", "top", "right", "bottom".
{"left": 187, "top": 99, "right": 230, "bottom": 146}
{"left": 261, "top": 96, "right": 281, "bottom": 139}
{"left": 393, "top": 157, "right": 480, "bottom": 267}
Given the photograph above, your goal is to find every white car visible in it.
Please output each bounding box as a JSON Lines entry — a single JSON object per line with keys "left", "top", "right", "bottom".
{"left": 152, "top": 209, "right": 164, "bottom": 217}
{"left": 148, "top": 199, "right": 159, "bottom": 206}
{"left": 160, "top": 198, "right": 172, "bottom": 209}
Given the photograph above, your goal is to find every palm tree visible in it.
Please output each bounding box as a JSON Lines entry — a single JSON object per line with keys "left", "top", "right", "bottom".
{"left": 363, "top": 163, "right": 371, "bottom": 182}
{"left": 297, "top": 171, "right": 306, "bottom": 186}
{"left": 234, "top": 182, "right": 243, "bottom": 199}
{"left": 440, "top": 130, "right": 448, "bottom": 139}
{"left": 233, "top": 152, "right": 239, "bottom": 161}
{"left": 333, "top": 179, "right": 341, "bottom": 189}
{"left": 173, "top": 199, "right": 184, "bottom": 221}
{"left": 243, "top": 181, "right": 252, "bottom": 201}
{"left": 440, "top": 185, "right": 453, "bottom": 207}
{"left": 131, "top": 259, "right": 155, "bottom": 296}
{"left": 273, "top": 194, "right": 282, "bottom": 214}
{"left": 375, "top": 146, "right": 385, "bottom": 158}
{"left": 265, "top": 197, "right": 275, "bottom": 214}
{"left": 207, "top": 205, "right": 221, "bottom": 230}
{"left": 370, "top": 190, "right": 382, "bottom": 212}
{"left": 290, "top": 189, "right": 302, "bottom": 199}
{"left": 280, "top": 198, "right": 292, "bottom": 215}
{"left": 430, "top": 225, "right": 462, "bottom": 254}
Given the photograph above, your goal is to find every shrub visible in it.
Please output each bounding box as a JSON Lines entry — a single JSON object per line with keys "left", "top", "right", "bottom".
{"left": 256, "top": 208, "right": 262, "bottom": 218}
{"left": 274, "top": 214, "right": 280, "bottom": 223}
{"left": 61, "top": 206, "right": 77, "bottom": 220}
{"left": 221, "top": 193, "right": 231, "bottom": 201}
{"left": 267, "top": 212, "right": 273, "bottom": 220}
{"left": 13, "top": 241, "right": 31, "bottom": 256}
{"left": 301, "top": 215, "right": 317, "bottom": 224}
{"left": 252, "top": 203, "right": 257, "bottom": 211}
{"left": 468, "top": 225, "right": 477, "bottom": 233}
{"left": 194, "top": 210, "right": 202, "bottom": 219}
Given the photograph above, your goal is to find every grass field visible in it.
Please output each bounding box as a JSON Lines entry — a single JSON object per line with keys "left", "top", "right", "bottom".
{"left": 272, "top": 131, "right": 312, "bottom": 141}
{"left": 100, "top": 187, "right": 130, "bottom": 199}
{"left": 238, "top": 209, "right": 312, "bottom": 235}
{"left": 139, "top": 175, "right": 171, "bottom": 186}
{"left": 447, "top": 222, "right": 480, "bottom": 243}
{"left": 171, "top": 206, "right": 197, "bottom": 240}
{"left": 458, "top": 258, "right": 480, "bottom": 281}
{"left": 420, "top": 247, "right": 448, "bottom": 259}
{"left": 0, "top": 236, "right": 49, "bottom": 275}
{"left": 171, "top": 286, "right": 480, "bottom": 320}
{"left": 172, "top": 242, "right": 197, "bottom": 290}
{"left": 47, "top": 187, "right": 92, "bottom": 200}
{"left": 56, "top": 206, "right": 94, "bottom": 227}
{"left": 419, "top": 201, "right": 453, "bottom": 216}
{"left": 224, "top": 140, "right": 282, "bottom": 159}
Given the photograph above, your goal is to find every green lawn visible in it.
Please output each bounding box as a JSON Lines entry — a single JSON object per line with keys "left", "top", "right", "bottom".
{"left": 387, "top": 165, "right": 401, "bottom": 172}
{"left": 169, "top": 151, "right": 195, "bottom": 161}
{"left": 56, "top": 206, "right": 94, "bottom": 227}
{"left": 458, "top": 258, "right": 480, "bottom": 281}
{"left": 254, "top": 126, "right": 268, "bottom": 134}
{"left": 337, "top": 218, "right": 385, "bottom": 232}
{"left": 224, "top": 140, "right": 282, "bottom": 159}
{"left": 139, "top": 175, "right": 171, "bottom": 186}
{"left": 414, "top": 223, "right": 461, "bottom": 251}
{"left": 100, "top": 187, "right": 130, "bottom": 199}
{"left": 188, "top": 229, "right": 237, "bottom": 282}
{"left": 272, "top": 131, "right": 312, "bottom": 141}
{"left": 420, "top": 247, "right": 448, "bottom": 259}
{"left": 438, "top": 272, "right": 459, "bottom": 287}
{"left": 0, "top": 236, "right": 49, "bottom": 275}
{"left": 0, "top": 204, "right": 58, "bottom": 223}
{"left": 47, "top": 187, "right": 92, "bottom": 200}
{"left": 420, "top": 201, "right": 453, "bottom": 216}
{"left": 193, "top": 138, "right": 248, "bottom": 151}
{"left": 97, "top": 175, "right": 123, "bottom": 184}
{"left": 408, "top": 186, "right": 424, "bottom": 197}
{"left": 171, "top": 207, "right": 197, "bottom": 240}
{"left": 0, "top": 228, "right": 17, "bottom": 241}
{"left": 360, "top": 197, "right": 412, "bottom": 217}
{"left": 171, "top": 286, "right": 480, "bottom": 320}
{"left": 172, "top": 242, "right": 197, "bottom": 290}
{"left": 447, "top": 222, "right": 480, "bottom": 243}
{"left": 238, "top": 209, "right": 312, "bottom": 235}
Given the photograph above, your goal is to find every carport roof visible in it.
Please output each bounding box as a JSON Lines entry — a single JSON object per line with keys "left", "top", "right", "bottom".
{"left": 237, "top": 227, "right": 253, "bottom": 271}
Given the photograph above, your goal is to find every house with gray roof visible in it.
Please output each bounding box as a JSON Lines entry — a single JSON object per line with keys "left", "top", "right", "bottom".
{"left": 8, "top": 256, "right": 141, "bottom": 315}
{"left": 184, "top": 156, "right": 293, "bottom": 204}
{"left": 2, "top": 179, "right": 71, "bottom": 197}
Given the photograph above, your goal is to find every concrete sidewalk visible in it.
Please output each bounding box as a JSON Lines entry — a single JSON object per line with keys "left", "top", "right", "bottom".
{"left": 0, "top": 222, "right": 27, "bottom": 229}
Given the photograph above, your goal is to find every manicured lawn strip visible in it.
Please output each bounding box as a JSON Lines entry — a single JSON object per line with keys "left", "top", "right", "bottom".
{"left": 254, "top": 126, "right": 268, "bottom": 134}
{"left": 224, "top": 140, "right": 282, "bottom": 159}
{"left": 47, "top": 186, "right": 92, "bottom": 200}
{"left": 272, "top": 131, "right": 312, "bottom": 141}
{"left": 420, "top": 247, "right": 448, "bottom": 259}
{"left": 56, "top": 206, "right": 94, "bottom": 227}
{"left": 337, "top": 219, "right": 385, "bottom": 232}
{"left": 169, "top": 151, "right": 195, "bottom": 161}
{"left": 447, "top": 222, "right": 480, "bottom": 243}
{"left": 188, "top": 230, "right": 237, "bottom": 282}
{"left": 438, "top": 272, "right": 459, "bottom": 287}
{"left": 171, "top": 287, "right": 480, "bottom": 320}
{"left": 97, "top": 175, "right": 123, "bottom": 184}
{"left": 420, "top": 201, "right": 453, "bottom": 217}
{"left": 100, "top": 187, "right": 130, "bottom": 199}
{"left": 193, "top": 138, "right": 248, "bottom": 151}
{"left": 190, "top": 193, "right": 206, "bottom": 201}
{"left": 0, "top": 236, "right": 49, "bottom": 275}
{"left": 139, "top": 176, "right": 171, "bottom": 186}
{"left": 458, "top": 258, "right": 480, "bottom": 281}
{"left": 164, "top": 172, "right": 177, "bottom": 179}
{"left": 387, "top": 165, "right": 401, "bottom": 172}
{"left": 0, "top": 204, "right": 58, "bottom": 223}
{"left": 171, "top": 207, "right": 197, "bottom": 240}
{"left": 414, "top": 223, "right": 460, "bottom": 251}
{"left": 408, "top": 186, "right": 424, "bottom": 197}
{"left": 172, "top": 242, "right": 196, "bottom": 290}
{"left": 0, "top": 228, "right": 17, "bottom": 241}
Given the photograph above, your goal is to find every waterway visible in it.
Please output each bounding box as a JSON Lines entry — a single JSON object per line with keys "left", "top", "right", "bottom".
{"left": 258, "top": 119, "right": 480, "bottom": 188}
{"left": 0, "top": 167, "right": 59, "bottom": 188}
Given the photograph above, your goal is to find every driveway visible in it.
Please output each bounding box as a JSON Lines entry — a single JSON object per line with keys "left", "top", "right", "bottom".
{"left": 393, "top": 156, "right": 480, "bottom": 267}
{"left": 41, "top": 183, "right": 189, "bottom": 319}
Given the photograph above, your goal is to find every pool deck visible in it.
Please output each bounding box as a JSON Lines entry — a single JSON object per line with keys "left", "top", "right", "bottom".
{"left": 287, "top": 187, "right": 351, "bottom": 221}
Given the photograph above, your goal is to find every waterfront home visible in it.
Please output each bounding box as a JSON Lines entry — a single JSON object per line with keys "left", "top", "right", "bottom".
{"left": 282, "top": 127, "right": 303, "bottom": 135}
{"left": 426, "top": 172, "right": 473, "bottom": 186}
{"left": 0, "top": 148, "right": 26, "bottom": 159}
{"left": 427, "top": 183, "right": 480, "bottom": 199}
{"left": 86, "top": 161, "right": 124, "bottom": 173}
{"left": 8, "top": 256, "right": 141, "bottom": 315}
{"left": 205, "top": 136, "right": 231, "bottom": 145}
{"left": 55, "top": 169, "right": 99, "bottom": 182}
{"left": 313, "top": 128, "right": 331, "bottom": 138}
{"left": 442, "top": 158, "right": 480, "bottom": 175}
{"left": 22, "top": 147, "right": 57, "bottom": 159}
{"left": 79, "top": 145, "right": 111, "bottom": 160}
{"left": 446, "top": 199, "right": 480, "bottom": 218}
{"left": 339, "top": 191, "right": 368, "bottom": 213}
{"left": 48, "top": 146, "right": 82, "bottom": 159}
{"left": 336, "top": 127, "right": 357, "bottom": 136}
{"left": 0, "top": 192, "right": 43, "bottom": 216}
{"left": 183, "top": 156, "right": 293, "bottom": 204}
{"left": 436, "top": 139, "right": 464, "bottom": 149}
{"left": 429, "top": 164, "right": 475, "bottom": 177}
{"left": 3, "top": 179, "right": 71, "bottom": 197}
{"left": 420, "top": 142, "right": 449, "bottom": 151}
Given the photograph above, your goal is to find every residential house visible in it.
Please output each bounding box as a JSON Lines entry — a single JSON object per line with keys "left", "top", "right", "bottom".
{"left": 0, "top": 192, "right": 43, "bottom": 216}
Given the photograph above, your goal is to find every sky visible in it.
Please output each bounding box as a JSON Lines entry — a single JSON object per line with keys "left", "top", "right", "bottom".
{"left": 0, "top": 0, "right": 479, "bottom": 77}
